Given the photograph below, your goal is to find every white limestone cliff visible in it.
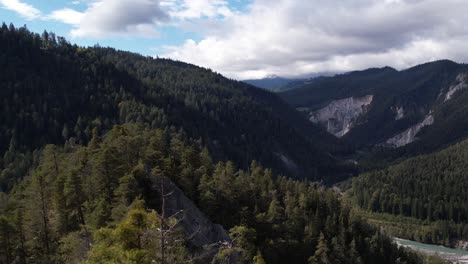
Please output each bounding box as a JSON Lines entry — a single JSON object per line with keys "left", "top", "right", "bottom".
{"left": 309, "top": 95, "right": 373, "bottom": 137}
{"left": 395, "top": 106, "right": 404, "bottom": 120}
{"left": 444, "top": 73, "right": 468, "bottom": 102}
{"left": 386, "top": 114, "right": 434, "bottom": 147}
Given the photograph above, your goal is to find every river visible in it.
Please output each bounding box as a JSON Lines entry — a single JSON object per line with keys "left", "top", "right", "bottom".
{"left": 395, "top": 238, "right": 468, "bottom": 263}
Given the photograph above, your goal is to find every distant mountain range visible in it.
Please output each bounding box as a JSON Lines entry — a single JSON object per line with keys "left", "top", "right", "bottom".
{"left": 279, "top": 60, "right": 468, "bottom": 163}
{"left": 243, "top": 75, "right": 297, "bottom": 91}
{"left": 243, "top": 72, "right": 336, "bottom": 92}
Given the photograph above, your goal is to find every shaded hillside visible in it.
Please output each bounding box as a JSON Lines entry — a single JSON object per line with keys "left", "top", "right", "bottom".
{"left": 0, "top": 24, "right": 353, "bottom": 190}
{"left": 351, "top": 139, "right": 468, "bottom": 245}
{"left": 280, "top": 60, "right": 468, "bottom": 160}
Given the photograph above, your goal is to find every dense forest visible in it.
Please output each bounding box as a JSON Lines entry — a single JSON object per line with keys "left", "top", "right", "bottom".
{"left": 0, "top": 23, "right": 437, "bottom": 263}
{"left": 0, "top": 23, "right": 355, "bottom": 193}
{"left": 352, "top": 139, "right": 468, "bottom": 245}
{"left": 0, "top": 123, "right": 424, "bottom": 264}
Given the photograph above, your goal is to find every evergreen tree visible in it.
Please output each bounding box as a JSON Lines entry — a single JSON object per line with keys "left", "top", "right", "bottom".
{"left": 253, "top": 251, "right": 266, "bottom": 264}
{"left": 309, "top": 232, "right": 331, "bottom": 264}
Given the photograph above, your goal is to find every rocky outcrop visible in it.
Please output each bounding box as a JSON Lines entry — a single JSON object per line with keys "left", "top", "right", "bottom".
{"left": 275, "top": 153, "right": 298, "bottom": 172}
{"left": 386, "top": 114, "right": 434, "bottom": 147}
{"left": 309, "top": 95, "right": 373, "bottom": 137}
{"left": 455, "top": 240, "right": 468, "bottom": 250}
{"left": 389, "top": 106, "right": 404, "bottom": 120}
{"left": 395, "top": 106, "right": 404, "bottom": 120}
{"left": 384, "top": 72, "right": 466, "bottom": 148}
{"left": 152, "top": 177, "right": 230, "bottom": 260}
{"left": 445, "top": 73, "right": 468, "bottom": 102}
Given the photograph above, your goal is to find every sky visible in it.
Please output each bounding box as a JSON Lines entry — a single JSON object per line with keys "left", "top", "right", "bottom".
{"left": 1, "top": 0, "right": 468, "bottom": 80}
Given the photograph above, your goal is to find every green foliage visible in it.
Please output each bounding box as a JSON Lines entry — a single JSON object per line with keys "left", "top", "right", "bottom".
{"left": 0, "top": 23, "right": 352, "bottom": 192}
{"left": 424, "top": 255, "right": 450, "bottom": 264}
{"left": 0, "top": 24, "right": 429, "bottom": 264}
{"left": 211, "top": 247, "right": 245, "bottom": 264}
{"left": 229, "top": 225, "right": 257, "bottom": 261}
{"left": 0, "top": 124, "right": 422, "bottom": 263}
{"left": 309, "top": 232, "right": 331, "bottom": 264}
{"left": 0, "top": 216, "right": 15, "bottom": 263}
{"left": 352, "top": 139, "right": 468, "bottom": 245}
{"left": 354, "top": 209, "right": 468, "bottom": 250}
{"left": 86, "top": 200, "right": 188, "bottom": 264}
{"left": 253, "top": 250, "right": 266, "bottom": 264}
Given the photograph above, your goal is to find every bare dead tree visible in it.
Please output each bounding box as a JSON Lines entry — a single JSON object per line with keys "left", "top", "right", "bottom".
{"left": 155, "top": 174, "right": 199, "bottom": 264}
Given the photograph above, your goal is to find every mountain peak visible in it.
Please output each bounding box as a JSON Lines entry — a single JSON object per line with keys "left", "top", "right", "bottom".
{"left": 404, "top": 59, "right": 459, "bottom": 72}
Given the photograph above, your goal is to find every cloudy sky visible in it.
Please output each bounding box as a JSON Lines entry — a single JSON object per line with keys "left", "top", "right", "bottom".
{"left": 1, "top": 0, "right": 468, "bottom": 79}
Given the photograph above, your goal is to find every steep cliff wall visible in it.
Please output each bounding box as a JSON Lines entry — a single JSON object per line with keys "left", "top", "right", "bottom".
{"left": 385, "top": 114, "right": 434, "bottom": 147}
{"left": 444, "top": 73, "right": 468, "bottom": 102}
{"left": 309, "top": 95, "right": 373, "bottom": 137}
{"left": 153, "top": 177, "right": 230, "bottom": 261}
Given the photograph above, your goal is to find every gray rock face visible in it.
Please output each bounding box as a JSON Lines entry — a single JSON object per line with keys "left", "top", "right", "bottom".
{"left": 445, "top": 73, "right": 468, "bottom": 101}
{"left": 386, "top": 114, "right": 434, "bottom": 147}
{"left": 309, "top": 95, "right": 373, "bottom": 137}
{"left": 384, "top": 72, "right": 467, "bottom": 148}
{"left": 151, "top": 177, "right": 230, "bottom": 263}
{"left": 395, "top": 106, "right": 404, "bottom": 120}
{"left": 275, "top": 152, "right": 298, "bottom": 172}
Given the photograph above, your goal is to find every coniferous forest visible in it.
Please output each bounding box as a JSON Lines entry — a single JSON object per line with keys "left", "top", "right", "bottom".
{"left": 351, "top": 139, "right": 468, "bottom": 246}
{"left": 0, "top": 22, "right": 354, "bottom": 193}
{"left": 0, "top": 23, "right": 462, "bottom": 264}
{"left": 0, "top": 123, "right": 422, "bottom": 263}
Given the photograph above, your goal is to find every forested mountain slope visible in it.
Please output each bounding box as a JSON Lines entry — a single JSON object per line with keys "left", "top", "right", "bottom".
{"left": 279, "top": 61, "right": 468, "bottom": 161}
{"left": 0, "top": 123, "right": 424, "bottom": 264}
{"left": 351, "top": 139, "right": 468, "bottom": 245}
{"left": 0, "top": 23, "right": 353, "bottom": 191}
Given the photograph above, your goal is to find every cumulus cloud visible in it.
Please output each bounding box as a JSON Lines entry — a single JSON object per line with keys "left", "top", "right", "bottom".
{"left": 5, "top": 0, "right": 468, "bottom": 79}
{"left": 49, "top": 0, "right": 169, "bottom": 38}
{"left": 46, "top": 0, "right": 234, "bottom": 38}
{"left": 48, "top": 8, "right": 84, "bottom": 25}
{"left": 162, "top": 0, "right": 468, "bottom": 79}
{"left": 0, "top": 0, "right": 41, "bottom": 20}
{"left": 166, "top": 0, "right": 233, "bottom": 19}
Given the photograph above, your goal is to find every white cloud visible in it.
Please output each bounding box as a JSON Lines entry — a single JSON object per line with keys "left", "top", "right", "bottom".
{"left": 51, "top": 0, "right": 237, "bottom": 38}
{"left": 0, "top": 0, "right": 41, "bottom": 20}
{"left": 48, "top": 8, "right": 84, "bottom": 25}
{"left": 49, "top": 0, "right": 169, "bottom": 38}
{"left": 4, "top": 0, "right": 468, "bottom": 80}
{"left": 162, "top": 0, "right": 468, "bottom": 79}
{"left": 168, "top": 0, "right": 233, "bottom": 19}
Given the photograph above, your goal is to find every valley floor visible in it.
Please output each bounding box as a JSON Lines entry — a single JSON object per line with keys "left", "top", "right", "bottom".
{"left": 395, "top": 238, "right": 468, "bottom": 264}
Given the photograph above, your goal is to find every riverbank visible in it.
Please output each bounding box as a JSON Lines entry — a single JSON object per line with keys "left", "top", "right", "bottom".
{"left": 395, "top": 238, "right": 468, "bottom": 263}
